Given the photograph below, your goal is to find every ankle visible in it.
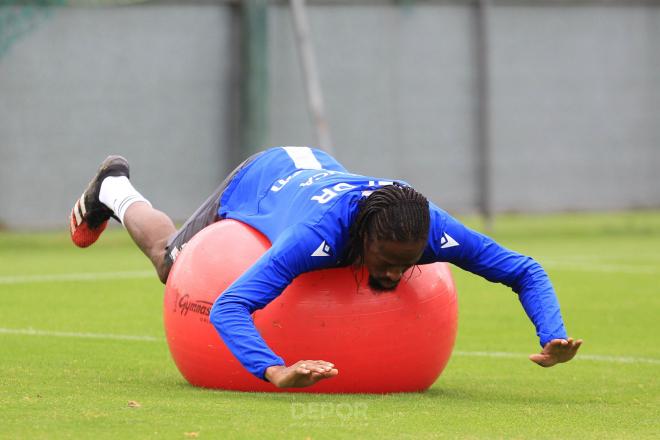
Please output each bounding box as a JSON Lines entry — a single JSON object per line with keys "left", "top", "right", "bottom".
{"left": 99, "top": 176, "right": 151, "bottom": 224}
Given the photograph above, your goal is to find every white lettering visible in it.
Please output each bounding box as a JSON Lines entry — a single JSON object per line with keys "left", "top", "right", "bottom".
{"left": 291, "top": 403, "right": 306, "bottom": 419}
{"left": 271, "top": 177, "right": 292, "bottom": 192}
{"left": 354, "top": 402, "right": 368, "bottom": 419}
{"left": 311, "top": 188, "right": 337, "bottom": 204}
{"left": 299, "top": 170, "right": 341, "bottom": 187}
{"left": 368, "top": 180, "right": 394, "bottom": 187}
{"left": 300, "top": 172, "right": 329, "bottom": 187}
{"left": 310, "top": 182, "right": 357, "bottom": 204}
{"left": 270, "top": 170, "right": 304, "bottom": 192}
{"left": 333, "top": 182, "right": 357, "bottom": 192}
{"left": 290, "top": 402, "right": 369, "bottom": 421}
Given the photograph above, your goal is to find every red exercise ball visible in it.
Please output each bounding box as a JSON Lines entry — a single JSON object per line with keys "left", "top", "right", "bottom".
{"left": 163, "top": 220, "right": 458, "bottom": 393}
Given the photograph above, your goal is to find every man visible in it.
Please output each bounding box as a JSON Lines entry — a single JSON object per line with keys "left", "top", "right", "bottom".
{"left": 70, "top": 146, "right": 582, "bottom": 389}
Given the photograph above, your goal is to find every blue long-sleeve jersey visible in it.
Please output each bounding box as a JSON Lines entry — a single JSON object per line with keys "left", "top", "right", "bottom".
{"left": 209, "top": 146, "right": 567, "bottom": 380}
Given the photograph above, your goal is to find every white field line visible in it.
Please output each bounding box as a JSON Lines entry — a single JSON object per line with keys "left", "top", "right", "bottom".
{"left": 453, "top": 350, "right": 660, "bottom": 365}
{"left": 1, "top": 258, "right": 657, "bottom": 286}
{"left": 0, "top": 327, "right": 162, "bottom": 342}
{"left": 1, "top": 327, "right": 658, "bottom": 366}
{"left": 0, "top": 270, "right": 154, "bottom": 284}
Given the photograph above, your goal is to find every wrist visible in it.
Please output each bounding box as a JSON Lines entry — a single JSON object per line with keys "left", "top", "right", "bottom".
{"left": 264, "top": 365, "right": 286, "bottom": 384}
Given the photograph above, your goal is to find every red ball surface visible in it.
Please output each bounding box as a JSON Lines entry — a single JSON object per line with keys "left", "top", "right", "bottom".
{"left": 163, "top": 220, "right": 458, "bottom": 393}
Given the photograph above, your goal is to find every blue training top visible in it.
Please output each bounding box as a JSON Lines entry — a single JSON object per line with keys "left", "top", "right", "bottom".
{"left": 209, "top": 146, "right": 567, "bottom": 380}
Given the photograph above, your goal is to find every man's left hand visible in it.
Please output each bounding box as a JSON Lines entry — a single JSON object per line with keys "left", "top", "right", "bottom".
{"left": 529, "top": 337, "right": 583, "bottom": 367}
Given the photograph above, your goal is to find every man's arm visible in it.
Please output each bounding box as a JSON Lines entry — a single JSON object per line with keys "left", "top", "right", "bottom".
{"left": 424, "top": 207, "right": 582, "bottom": 366}
{"left": 209, "top": 225, "right": 340, "bottom": 385}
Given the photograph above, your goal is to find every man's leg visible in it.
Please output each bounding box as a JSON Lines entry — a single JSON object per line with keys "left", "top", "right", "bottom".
{"left": 122, "top": 202, "right": 176, "bottom": 284}
{"left": 71, "top": 153, "right": 262, "bottom": 284}
{"left": 70, "top": 156, "right": 176, "bottom": 284}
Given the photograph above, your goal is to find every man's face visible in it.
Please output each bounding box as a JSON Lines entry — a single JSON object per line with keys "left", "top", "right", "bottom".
{"left": 362, "top": 238, "right": 427, "bottom": 292}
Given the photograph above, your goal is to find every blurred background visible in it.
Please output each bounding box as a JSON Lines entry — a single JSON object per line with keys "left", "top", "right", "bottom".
{"left": 1, "top": 0, "right": 658, "bottom": 230}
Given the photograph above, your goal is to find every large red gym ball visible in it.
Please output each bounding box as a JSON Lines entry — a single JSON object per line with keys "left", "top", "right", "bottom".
{"left": 163, "top": 220, "right": 458, "bottom": 393}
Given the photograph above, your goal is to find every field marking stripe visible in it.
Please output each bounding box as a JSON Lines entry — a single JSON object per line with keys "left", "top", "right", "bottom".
{"left": 0, "top": 327, "right": 162, "bottom": 342}
{"left": 0, "top": 270, "right": 154, "bottom": 284}
{"left": 1, "top": 327, "right": 658, "bottom": 365}
{"left": 453, "top": 350, "right": 660, "bottom": 365}
{"left": 2, "top": 258, "right": 657, "bottom": 286}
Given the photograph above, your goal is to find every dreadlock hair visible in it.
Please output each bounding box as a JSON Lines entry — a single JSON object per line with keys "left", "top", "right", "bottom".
{"left": 343, "top": 183, "right": 430, "bottom": 266}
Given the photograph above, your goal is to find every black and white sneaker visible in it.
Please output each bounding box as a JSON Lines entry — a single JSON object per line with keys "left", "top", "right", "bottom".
{"left": 69, "top": 155, "right": 129, "bottom": 248}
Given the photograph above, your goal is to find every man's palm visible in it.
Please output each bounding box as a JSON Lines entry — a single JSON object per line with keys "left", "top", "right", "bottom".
{"left": 530, "top": 337, "right": 583, "bottom": 367}
{"left": 266, "top": 360, "right": 339, "bottom": 388}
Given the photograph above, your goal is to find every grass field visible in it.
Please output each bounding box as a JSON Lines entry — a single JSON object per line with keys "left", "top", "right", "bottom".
{"left": 1, "top": 211, "right": 659, "bottom": 439}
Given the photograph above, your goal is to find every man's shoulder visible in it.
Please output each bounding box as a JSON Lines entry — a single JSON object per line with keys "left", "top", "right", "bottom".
{"left": 265, "top": 223, "right": 343, "bottom": 274}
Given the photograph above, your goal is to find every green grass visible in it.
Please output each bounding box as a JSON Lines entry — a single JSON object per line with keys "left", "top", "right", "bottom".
{"left": 1, "top": 211, "right": 659, "bottom": 439}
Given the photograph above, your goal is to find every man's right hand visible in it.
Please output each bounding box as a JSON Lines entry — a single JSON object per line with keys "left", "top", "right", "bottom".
{"left": 265, "top": 360, "right": 338, "bottom": 388}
